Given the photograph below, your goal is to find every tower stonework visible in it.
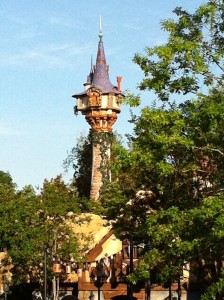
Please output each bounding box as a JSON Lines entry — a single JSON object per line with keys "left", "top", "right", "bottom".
{"left": 73, "top": 27, "right": 123, "bottom": 200}
{"left": 91, "top": 143, "right": 102, "bottom": 200}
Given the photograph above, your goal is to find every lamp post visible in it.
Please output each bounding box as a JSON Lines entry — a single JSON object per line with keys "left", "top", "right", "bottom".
{"left": 90, "top": 261, "right": 109, "bottom": 300}
{"left": 177, "top": 268, "right": 183, "bottom": 300}
{"left": 145, "top": 279, "right": 151, "bottom": 300}
{"left": 127, "top": 238, "right": 134, "bottom": 300}
{"left": 178, "top": 277, "right": 181, "bottom": 300}
{"left": 168, "top": 277, "right": 172, "bottom": 300}
{"left": 53, "top": 261, "right": 61, "bottom": 300}
{"left": 167, "top": 268, "right": 182, "bottom": 300}
{"left": 44, "top": 243, "right": 48, "bottom": 300}
{"left": 3, "top": 279, "right": 9, "bottom": 300}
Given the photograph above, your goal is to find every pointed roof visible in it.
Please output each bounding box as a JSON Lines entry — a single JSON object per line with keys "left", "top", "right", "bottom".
{"left": 73, "top": 25, "right": 120, "bottom": 98}
{"left": 86, "top": 56, "right": 94, "bottom": 85}
{"left": 91, "top": 29, "right": 118, "bottom": 93}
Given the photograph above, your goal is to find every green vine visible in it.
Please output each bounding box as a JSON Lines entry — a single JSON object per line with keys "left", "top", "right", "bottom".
{"left": 90, "top": 130, "right": 114, "bottom": 186}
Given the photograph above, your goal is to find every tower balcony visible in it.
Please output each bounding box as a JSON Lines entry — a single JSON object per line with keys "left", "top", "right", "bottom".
{"left": 76, "top": 92, "right": 121, "bottom": 114}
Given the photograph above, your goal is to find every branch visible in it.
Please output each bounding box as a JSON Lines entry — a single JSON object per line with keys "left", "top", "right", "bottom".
{"left": 195, "top": 146, "right": 224, "bottom": 157}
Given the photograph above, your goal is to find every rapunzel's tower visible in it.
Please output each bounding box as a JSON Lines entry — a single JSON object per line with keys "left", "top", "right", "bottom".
{"left": 73, "top": 23, "right": 123, "bottom": 200}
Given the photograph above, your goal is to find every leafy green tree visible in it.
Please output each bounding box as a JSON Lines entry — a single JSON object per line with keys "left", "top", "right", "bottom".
{"left": 0, "top": 171, "right": 15, "bottom": 187}
{"left": 0, "top": 176, "right": 84, "bottom": 289}
{"left": 133, "top": 0, "right": 224, "bottom": 102}
{"left": 64, "top": 133, "right": 92, "bottom": 199}
{"left": 64, "top": 131, "right": 128, "bottom": 214}
{"left": 101, "top": 1, "right": 224, "bottom": 299}
{"left": 0, "top": 170, "right": 16, "bottom": 203}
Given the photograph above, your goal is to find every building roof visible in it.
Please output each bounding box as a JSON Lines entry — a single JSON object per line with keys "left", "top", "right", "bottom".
{"left": 71, "top": 213, "right": 122, "bottom": 262}
{"left": 91, "top": 30, "right": 118, "bottom": 93}
{"left": 73, "top": 29, "right": 120, "bottom": 98}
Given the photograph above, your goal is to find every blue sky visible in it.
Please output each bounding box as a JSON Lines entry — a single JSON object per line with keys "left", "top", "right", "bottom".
{"left": 1, "top": 0, "right": 205, "bottom": 189}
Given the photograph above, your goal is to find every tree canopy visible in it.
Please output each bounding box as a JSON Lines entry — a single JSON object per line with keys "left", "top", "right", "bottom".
{"left": 0, "top": 171, "right": 16, "bottom": 205}
{"left": 0, "top": 176, "right": 84, "bottom": 288}
{"left": 64, "top": 133, "right": 92, "bottom": 199}
{"left": 100, "top": 1, "right": 224, "bottom": 299}
{"left": 1, "top": 1, "right": 224, "bottom": 299}
{"left": 133, "top": 0, "right": 224, "bottom": 102}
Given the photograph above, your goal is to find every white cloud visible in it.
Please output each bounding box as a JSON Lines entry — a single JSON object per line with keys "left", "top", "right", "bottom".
{"left": 105, "top": 47, "right": 122, "bottom": 57}
{"left": 0, "top": 42, "right": 94, "bottom": 69}
{"left": 0, "top": 124, "right": 13, "bottom": 135}
{"left": 123, "top": 22, "right": 144, "bottom": 31}
{"left": 48, "top": 15, "right": 75, "bottom": 28}
{"left": 0, "top": 122, "right": 24, "bottom": 136}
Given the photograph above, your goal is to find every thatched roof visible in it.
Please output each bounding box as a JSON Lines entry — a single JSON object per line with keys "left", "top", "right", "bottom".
{"left": 71, "top": 213, "right": 122, "bottom": 262}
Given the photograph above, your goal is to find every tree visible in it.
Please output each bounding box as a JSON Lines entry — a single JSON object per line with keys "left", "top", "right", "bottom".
{"left": 0, "top": 171, "right": 15, "bottom": 187}
{"left": 100, "top": 1, "right": 224, "bottom": 299}
{"left": 64, "top": 131, "right": 128, "bottom": 213}
{"left": 0, "top": 176, "right": 85, "bottom": 291}
{"left": 0, "top": 170, "right": 16, "bottom": 204}
{"left": 133, "top": 0, "right": 224, "bottom": 102}
{"left": 64, "top": 133, "right": 92, "bottom": 199}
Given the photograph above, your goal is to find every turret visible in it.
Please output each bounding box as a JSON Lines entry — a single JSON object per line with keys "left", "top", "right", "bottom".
{"left": 72, "top": 24, "right": 123, "bottom": 132}
{"left": 72, "top": 21, "right": 123, "bottom": 200}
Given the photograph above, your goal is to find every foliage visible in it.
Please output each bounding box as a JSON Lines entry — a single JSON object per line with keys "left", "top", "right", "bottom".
{"left": 99, "top": 136, "right": 136, "bottom": 232}
{"left": 101, "top": 1, "right": 224, "bottom": 299}
{"left": 0, "top": 171, "right": 15, "bottom": 187}
{"left": 122, "top": 89, "right": 141, "bottom": 107}
{"left": 133, "top": 0, "right": 224, "bottom": 102}
{"left": 91, "top": 130, "right": 115, "bottom": 186}
{"left": 0, "top": 176, "right": 84, "bottom": 286}
{"left": 0, "top": 171, "right": 16, "bottom": 204}
{"left": 142, "top": 196, "right": 224, "bottom": 287}
{"left": 200, "top": 271, "right": 224, "bottom": 300}
{"left": 64, "top": 133, "right": 92, "bottom": 199}
{"left": 64, "top": 130, "right": 129, "bottom": 213}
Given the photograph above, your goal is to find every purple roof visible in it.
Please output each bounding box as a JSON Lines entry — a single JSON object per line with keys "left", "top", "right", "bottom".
{"left": 91, "top": 37, "right": 118, "bottom": 93}
{"left": 73, "top": 31, "right": 119, "bottom": 98}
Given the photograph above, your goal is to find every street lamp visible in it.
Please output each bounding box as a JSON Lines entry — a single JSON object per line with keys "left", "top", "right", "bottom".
{"left": 177, "top": 268, "right": 183, "bottom": 300}
{"left": 127, "top": 238, "right": 134, "bottom": 300}
{"left": 178, "top": 277, "right": 181, "bottom": 300}
{"left": 43, "top": 243, "right": 48, "bottom": 300}
{"left": 3, "top": 278, "right": 9, "bottom": 300}
{"left": 145, "top": 279, "right": 151, "bottom": 300}
{"left": 90, "top": 261, "right": 109, "bottom": 300}
{"left": 53, "top": 261, "right": 61, "bottom": 300}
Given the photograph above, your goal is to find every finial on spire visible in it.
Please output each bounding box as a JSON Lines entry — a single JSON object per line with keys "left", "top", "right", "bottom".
{"left": 99, "top": 15, "right": 103, "bottom": 41}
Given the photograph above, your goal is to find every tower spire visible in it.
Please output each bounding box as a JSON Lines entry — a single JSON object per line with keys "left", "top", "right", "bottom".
{"left": 100, "top": 15, "right": 102, "bottom": 31}
{"left": 90, "top": 55, "right": 93, "bottom": 73}
{"left": 99, "top": 16, "right": 103, "bottom": 41}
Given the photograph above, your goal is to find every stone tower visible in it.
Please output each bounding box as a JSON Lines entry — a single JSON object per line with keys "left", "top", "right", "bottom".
{"left": 73, "top": 24, "right": 123, "bottom": 200}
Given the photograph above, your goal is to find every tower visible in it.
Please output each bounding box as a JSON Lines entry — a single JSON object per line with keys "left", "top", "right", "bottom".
{"left": 73, "top": 23, "right": 123, "bottom": 200}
